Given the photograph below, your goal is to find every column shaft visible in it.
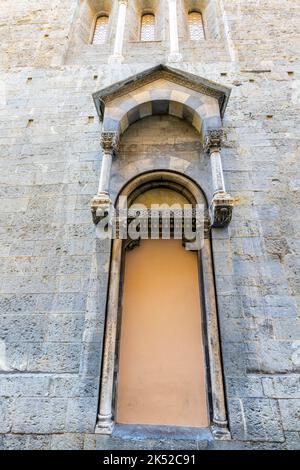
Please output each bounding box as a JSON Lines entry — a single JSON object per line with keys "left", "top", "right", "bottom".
{"left": 111, "top": 0, "right": 128, "bottom": 62}
{"left": 168, "top": 0, "right": 182, "bottom": 62}
{"left": 210, "top": 150, "right": 226, "bottom": 195}
{"left": 96, "top": 238, "right": 123, "bottom": 433}
{"left": 204, "top": 129, "right": 234, "bottom": 228}
{"left": 98, "top": 150, "right": 113, "bottom": 195}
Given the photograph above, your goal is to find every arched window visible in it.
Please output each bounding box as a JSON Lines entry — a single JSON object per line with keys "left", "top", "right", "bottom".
{"left": 92, "top": 15, "right": 109, "bottom": 44}
{"left": 188, "top": 11, "right": 205, "bottom": 40}
{"left": 140, "top": 13, "right": 155, "bottom": 41}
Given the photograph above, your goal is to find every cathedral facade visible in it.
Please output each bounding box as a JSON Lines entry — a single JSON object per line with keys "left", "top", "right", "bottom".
{"left": 0, "top": 0, "right": 299, "bottom": 450}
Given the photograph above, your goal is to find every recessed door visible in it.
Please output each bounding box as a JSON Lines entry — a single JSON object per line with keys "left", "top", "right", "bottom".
{"left": 116, "top": 238, "right": 209, "bottom": 428}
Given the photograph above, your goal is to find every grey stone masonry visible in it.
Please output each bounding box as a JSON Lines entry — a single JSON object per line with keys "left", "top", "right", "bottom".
{"left": 0, "top": 0, "right": 300, "bottom": 449}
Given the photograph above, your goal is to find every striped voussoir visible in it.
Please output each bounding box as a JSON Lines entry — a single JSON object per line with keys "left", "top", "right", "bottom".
{"left": 93, "top": 65, "right": 231, "bottom": 142}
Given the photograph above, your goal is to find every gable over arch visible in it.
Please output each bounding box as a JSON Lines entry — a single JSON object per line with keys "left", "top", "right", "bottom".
{"left": 93, "top": 64, "right": 231, "bottom": 141}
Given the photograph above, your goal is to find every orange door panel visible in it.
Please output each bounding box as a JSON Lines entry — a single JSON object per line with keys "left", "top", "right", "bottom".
{"left": 116, "top": 239, "right": 209, "bottom": 428}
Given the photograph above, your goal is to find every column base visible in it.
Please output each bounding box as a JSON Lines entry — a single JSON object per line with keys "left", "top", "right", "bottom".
{"left": 210, "top": 192, "right": 234, "bottom": 228}
{"left": 91, "top": 192, "right": 112, "bottom": 224}
{"left": 95, "top": 415, "right": 115, "bottom": 435}
{"left": 211, "top": 421, "right": 231, "bottom": 441}
{"left": 108, "top": 54, "right": 124, "bottom": 64}
{"left": 167, "top": 52, "right": 183, "bottom": 63}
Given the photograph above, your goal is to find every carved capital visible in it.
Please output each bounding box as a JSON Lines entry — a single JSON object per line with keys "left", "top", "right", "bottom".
{"left": 204, "top": 129, "right": 224, "bottom": 153}
{"left": 100, "top": 131, "right": 119, "bottom": 154}
{"left": 210, "top": 192, "right": 234, "bottom": 228}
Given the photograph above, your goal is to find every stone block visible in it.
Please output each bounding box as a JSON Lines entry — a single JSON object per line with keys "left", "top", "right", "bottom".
{"left": 228, "top": 398, "right": 284, "bottom": 442}
{"left": 0, "top": 374, "right": 50, "bottom": 397}
{"left": 0, "top": 315, "right": 46, "bottom": 342}
{"left": 262, "top": 376, "right": 300, "bottom": 399}
{"left": 0, "top": 294, "right": 37, "bottom": 314}
{"left": 65, "top": 398, "right": 98, "bottom": 433}
{"left": 51, "top": 433, "right": 84, "bottom": 450}
{"left": 36, "top": 293, "right": 87, "bottom": 313}
{"left": 27, "top": 342, "right": 82, "bottom": 373}
{"left": 273, "top": 319, "right": 300, "bottom": 340}
{"left": 46, "top": 314, "right": 85, "bottom": 342}
{"left": 0, "top": 398, "right": 13, "bottom": 433}
{"left": 12, "top": 398, "right": 67, "bottom": 433}
{"left": 226, "top": 377, "right": 264, "bottom": 398}
{"left": 279, "top": 400, "right": 300, "bottom": 431}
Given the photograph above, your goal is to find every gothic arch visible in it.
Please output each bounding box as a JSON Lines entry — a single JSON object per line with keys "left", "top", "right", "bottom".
{"left": 95, "top": 170, "right": 231, "bottom": 439}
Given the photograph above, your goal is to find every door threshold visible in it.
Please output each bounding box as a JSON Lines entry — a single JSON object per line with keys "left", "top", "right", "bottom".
{"left": 113, "top": 424, "right": 214, "bottom": 442}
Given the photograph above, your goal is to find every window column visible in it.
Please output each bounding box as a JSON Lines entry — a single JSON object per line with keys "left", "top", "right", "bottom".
{"left": 109, "top": 0, "right": 128, "bottom": 63}
{"left": 168, "top": 0, "right": 182, "bottom": 62}
{"left": 91, "top": 132, "right": 119, "bottom": 223}
{"left": 204, "top": 130, "right": 234, "bottom": 227}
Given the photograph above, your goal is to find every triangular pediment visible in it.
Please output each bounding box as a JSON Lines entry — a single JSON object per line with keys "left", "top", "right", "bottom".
{"left": 93, "top": 64, "right": 231, "bottom": 121}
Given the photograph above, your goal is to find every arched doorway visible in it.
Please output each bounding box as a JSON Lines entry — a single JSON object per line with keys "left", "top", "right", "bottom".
{"left": 95, "top": 172, "right": 230, "bottom": 438}
{"left": 115, "top": 187, "right": 209, "bottom": 428}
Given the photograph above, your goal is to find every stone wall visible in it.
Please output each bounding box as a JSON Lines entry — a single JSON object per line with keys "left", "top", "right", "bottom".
{"left": 0, "top": 0, "right": 299, "bottom": 450}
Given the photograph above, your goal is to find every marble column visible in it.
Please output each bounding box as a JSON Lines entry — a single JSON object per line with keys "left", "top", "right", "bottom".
{"left": 95, "top": 238, "right": 123, "bottom": 434}
{"left": 109, "top": 0, "right": 128, "bottom": 64}
{"left": 91, "top": 131, "right": 119, "bottom": 223}
{"left": 167, "top": 0, "right": 182, "bottom": 62}
{"left": 204, "top": 130, "right": 234, "bottom": 228}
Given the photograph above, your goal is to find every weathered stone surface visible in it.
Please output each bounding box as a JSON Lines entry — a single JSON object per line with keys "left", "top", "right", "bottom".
{"left": 228, "top": 398, "right": 284, "bottom": 442}
{"left": 0, "top": 0, "right": 299, "bottom": 450}
{"left": 279, "top": 400, "right": 300, "bottom": 431}
{"left": 65, "top": 398, "right": 98, "bottom": 433}
{"left": 51, "top": 434, "right": 84, "bottom": 450}
{"left": 11, "top": 398, "right": 67, "bottom": 434}
{"left": 262, "top": 376, "right": 300, "bottom": 399}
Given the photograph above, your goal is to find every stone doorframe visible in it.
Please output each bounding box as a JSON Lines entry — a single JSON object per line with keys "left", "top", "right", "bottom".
{"left": 95, "top": 171, "right": 231, "bottom": 440}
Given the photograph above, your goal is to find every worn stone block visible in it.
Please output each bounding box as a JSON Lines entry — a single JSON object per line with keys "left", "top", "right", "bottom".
{"left": 51, "top": 433, "right": 84, "bottom": 450}
{"left": 279, "top": 400, "right": 300, "bottom": 431}
{"left": 65, "top": 398, "right": 98, "bottom": 433}
{"left": 228, "top": 398, "right": 284, "bottom": 442}
{"left": 12, "top": 398, "right": 67, "bottom": 434}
